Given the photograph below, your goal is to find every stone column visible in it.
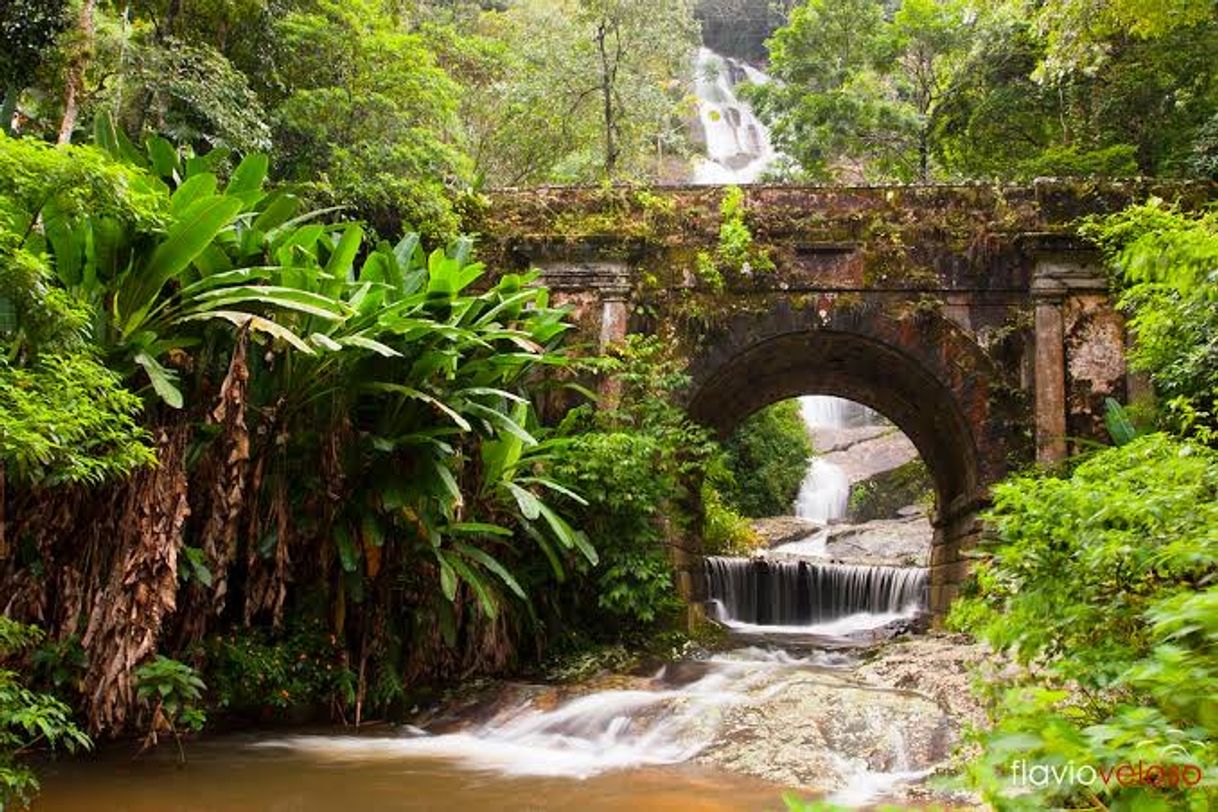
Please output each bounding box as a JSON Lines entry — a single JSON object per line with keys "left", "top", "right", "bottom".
{"left": 1030, "top": 253, "right": 1106, "bottom": 463}
{"left": 1033, "top": 295, "right": 1067, "bottom": 463}
{"left": 598, "top": 296, "right": 629, "bottom": 349}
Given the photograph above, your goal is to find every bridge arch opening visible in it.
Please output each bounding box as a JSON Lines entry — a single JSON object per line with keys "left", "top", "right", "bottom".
{"left": 686, "top": 323, "right": 996, "bottom": 615}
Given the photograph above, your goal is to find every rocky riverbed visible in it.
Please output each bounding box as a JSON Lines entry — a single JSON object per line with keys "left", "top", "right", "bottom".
{"left": 752, "top": 513, "right": 932, "bottom": 567}
{"left": 393, "top": 629, "right": 993, "bottom": 808}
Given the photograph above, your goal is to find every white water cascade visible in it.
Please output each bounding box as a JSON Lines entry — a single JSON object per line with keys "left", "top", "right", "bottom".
{"left": 791, "top": 396, "right": 856, "bottom": 525}
{"left": 705, "top": 557, "right": 928, "bottom": 636}
{"left": 692, "top": 47, "right": 778, "bottom": 184}
{"left": 254, "top": 647, "right": 938, "bottom": 805}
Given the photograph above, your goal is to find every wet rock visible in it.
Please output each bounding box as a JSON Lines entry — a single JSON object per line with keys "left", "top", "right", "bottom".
{"left": 855, "top": 633, "right": 992, "bottom": 732}
{"left": 846, "top": 458, "right": 934, "bottom": 522}
{"left": 694, "top": 670, "right": 953, "bottom": 791}
{"left": 751, "top": 516, "right": 822, "bottom": 548}
{"left": 695, "top": 633, "right": 994, "bottom": 807}
{"left": 821, "top": 515, "right": 933, "bottom": 566}
{"left": 813, "top": 426, "right": 919, "bottom": 485}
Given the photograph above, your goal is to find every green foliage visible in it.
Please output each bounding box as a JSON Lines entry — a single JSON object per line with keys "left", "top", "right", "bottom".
{"left": 1, "top": 131, "right": 597, "bottom": 750}
{"left": 760, "top": 0, "right": 1218, "bottom": 181}
{"left": 548, "top": 336, "right": 716, "bottom": 629}
{"left": 0, "top": 354, "right": 154, "bottom": 485}
{"left": 1081, "top": 200, "right": 1218, "bottom": 439}
{"left": 749, "top": 0, "right": 970, "bottom": 181}
{"left": 0, "top": 136, "right": 161, "bottom": 486}
{"left": 694, "top": 250, "right": 724, "bottom": 292}
{"left": 134, "top": 656, "right": 206, "bottom": 754}
{"left": 948, "top": 434, "right": 1218, "bottom": 810}
{"left": 203, "top": 622, "right": 354, "bottom": 716}
{"left": 1015, "top": 143, "right": 1139, "bottom": 178}
{"left": 934, "top": 3, "right": 1218, "bottom": 179}
{"left": 701, "top": 481, "right": 763, "bottom": 556}
{"left": 572, "top": 0, "right": 700, "bottom": 177}
{"left": 105, "top": 35, "right": 272, "bottom": 155}
{"left": 539, "top": 643, "right": 638, "bottom": 683}
{"left": 846, "top": 456, "right": 933, "bottom": 521}
{"left": 0, "top": 619, "right": 90, "bottom": 811}
{"left": 268, "top": 0, "right": 469, "bottom": 241}
{"left": 719, "top": 399, "right": 812, "bottom": 518}
{"left": 0, "top": 0, "right": 70, "bottom": 104}
{"left": 692, "top": 187, "right": 773, "bottom": 289}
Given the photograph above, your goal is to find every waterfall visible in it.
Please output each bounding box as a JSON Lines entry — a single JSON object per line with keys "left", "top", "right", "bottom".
{"left": 800, "top": 395, "right": 878, "bottom": 430}
{"left": 794, "top": 458, "right": 850, "bottom": 523}
{"left": 692, "top": 47, "right": 777, "bottom": 184}
{"left": 705, "top": 557, "right": 927, "bottom": 627}
{"left": 791, "top": 395, "right": 861, "bottom": 524}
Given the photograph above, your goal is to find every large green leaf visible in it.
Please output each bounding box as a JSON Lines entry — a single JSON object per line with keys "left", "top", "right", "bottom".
{"left": 185, "top": 285, "right": 350, "bottom": 321}
{"left": 170, "top": 175, "right": 218, "bottom": 216}
{"left": 225, "top": 153, "right": 269, "bottom": 198}
{"left": 325, "top": 224, "right": 364, "bottom": 279}
{"left": 505, "top": 482, "right": 542, "bottom": 521}
{"left": 463, "top": 401, "right": 538, "bottom": 446}
{"left": 118, "top": 196, "right": 245, "bottom": 333}
{"left": 445, "top": 552, "right": 498, "bottom": 618}
{"left": 146, "top": 136, "right": 180, "bottom": 180}
{"left": 537, "top": 502, "right": 598, "bottom": 565}
{"left": 455, "top": 542, "right": 526, "bottom": 600}
{"left": 362, "top": 383, "right": 472, "bottom": 431}
{"left": 336, "top": 335, "right": 401, "bottom": 357}
{"left": 134, "top": 352, "right": 184, "bottom": 409}
{"left": 180, "top": 310, "right": 314, "bottom": 354}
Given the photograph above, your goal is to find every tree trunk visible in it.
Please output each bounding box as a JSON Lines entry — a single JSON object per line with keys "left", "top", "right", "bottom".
{"left": 919, "top": 127, "right": 929, "bottom": 183}
{"left": 162, "top": 0, "right": 182, "bottom": 42}
{"left": 58, "top": 0, "right": 97, "bottom": 145}
{"left": 595, "top": 22, "right": 619, "bottom": 177}
{"left": 1, "top": 86, "right": 18, "bottom": 137}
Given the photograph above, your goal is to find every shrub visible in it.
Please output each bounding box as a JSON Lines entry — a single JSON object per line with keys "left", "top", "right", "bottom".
{"left": 949, "top": 434, "right": 1218, "bottom": 810}
{"left": 203, "top": 621, "right": 355, "bottom": 719}
{"left": 719, "top": 399, "right": 813, "bottom": 517}
{"left": 0, "top": 619, "right": 90, "bottom": 810}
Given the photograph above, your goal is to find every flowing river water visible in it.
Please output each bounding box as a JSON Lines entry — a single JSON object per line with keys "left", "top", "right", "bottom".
{"left": 34, "top": 395, "right": 954, "bottom": 811}
{"left": 32, "top": 56, "right": 961, "bottom": 812}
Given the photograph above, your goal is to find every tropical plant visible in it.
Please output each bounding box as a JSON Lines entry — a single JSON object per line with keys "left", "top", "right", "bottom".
{"left": 949, "top": 434, "right": 1218, "bottom": 810}
{"left": 1081, "top": 200, "right": 1218, "bottom": 440}
{"left": 134, "top": 656, "right": 206, "bottom": 761}
{"left": 2, "top": 128, "right": 596, "bottom": 741}
{"left": 0, "top": 619, "right": 90, "bottom": 810}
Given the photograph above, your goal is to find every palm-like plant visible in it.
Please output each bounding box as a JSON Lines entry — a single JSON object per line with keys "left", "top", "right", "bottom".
{"left": 6, "top": 122, "right": 595, "bottom": 634}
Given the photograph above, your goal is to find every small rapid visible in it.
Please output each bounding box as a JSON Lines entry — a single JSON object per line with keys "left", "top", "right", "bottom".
{"left": 250, "top": 642, "right": 949, "bottom": 807}
{"left": 254, "top": 649, "right": 844, "bottom": 780}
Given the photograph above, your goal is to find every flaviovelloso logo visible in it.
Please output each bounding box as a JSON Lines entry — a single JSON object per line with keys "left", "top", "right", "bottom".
{"left": 1011, "top": 759, "right": 1204, "bottom": 789}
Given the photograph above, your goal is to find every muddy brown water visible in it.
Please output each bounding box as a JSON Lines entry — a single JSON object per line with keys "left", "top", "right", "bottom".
{"left": 32, "top": 734, "right": 792, "bottom": 811}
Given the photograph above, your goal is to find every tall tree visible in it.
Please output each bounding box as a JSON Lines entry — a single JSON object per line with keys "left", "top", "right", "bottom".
{"left": 576, "top": 0, "right": 699, "bottom": 178}
{"left": 886, "top": 0, "right": 970, "bottom": 180}
{"left": 746, "top": 0, "right": 903, "bottom": 181}
{"left": 57, "top": 0, "right": 96, "bottom": 144}
{"left": 0, "top": 0, "right": 70, "bottom": 135}
{"left": 267, "top": 0, "right": 470, "bottom": 238}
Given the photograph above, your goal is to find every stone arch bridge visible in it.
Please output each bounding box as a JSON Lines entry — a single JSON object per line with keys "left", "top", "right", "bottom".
{"left": 471, "top": 182, "right": 1214, "bottom": 617}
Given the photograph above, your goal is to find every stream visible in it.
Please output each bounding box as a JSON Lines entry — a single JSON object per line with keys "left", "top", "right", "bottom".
{"left": 33, "top": 396, "right": 969, "bottom": 811}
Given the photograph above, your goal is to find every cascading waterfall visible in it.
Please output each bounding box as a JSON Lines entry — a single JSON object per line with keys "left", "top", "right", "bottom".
{"left": 799, "top": 395, "right": 876, "bottom": 429}
{"left": 692, "top": 47, "right": 777, "bottom": 184}
{"left": 705, "top": 557, "right": 927, "bottom": 630}
{"left": 790, "top": 396, "right": 860, "bottom": 527}
{"left": 793, "top": 459, "right": 850, "bottom": 525}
